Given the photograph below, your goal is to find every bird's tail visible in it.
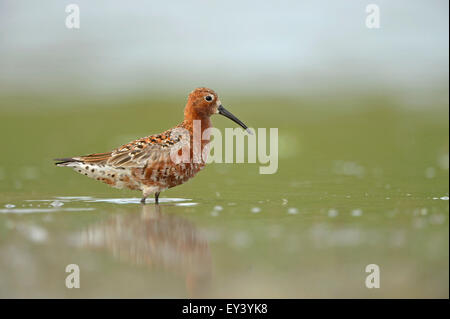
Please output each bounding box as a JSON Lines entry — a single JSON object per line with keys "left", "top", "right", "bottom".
{"left": 54, "top": 157, "right": 82, "bottom": 166}
{"left": 54, "top": 152, "right": 112, "bottom": 166}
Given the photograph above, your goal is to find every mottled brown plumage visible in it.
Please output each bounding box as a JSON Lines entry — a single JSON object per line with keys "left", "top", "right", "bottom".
{"left": 55, "top": 88, "right": 251, "bottom": 204}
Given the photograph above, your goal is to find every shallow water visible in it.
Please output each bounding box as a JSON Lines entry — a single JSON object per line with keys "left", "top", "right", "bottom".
{"left": 0, "top": 97, "right": 448, "bottom": 298}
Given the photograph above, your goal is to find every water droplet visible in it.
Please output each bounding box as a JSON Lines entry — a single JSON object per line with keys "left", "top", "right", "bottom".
{"left": 50, "top": 200, "right": 64, "bottom": 207}
{"left": 351, "top": 209, "right": 363, "bottom": 217}
{"left": 251, "top": 207, "right": 261, "bottom": 213}
{"left": 328, "top": 209, "right": 338, "bottom": 217}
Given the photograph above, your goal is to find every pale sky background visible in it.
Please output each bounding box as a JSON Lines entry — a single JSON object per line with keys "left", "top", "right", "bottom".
{"left": 0, "top": 0, "right": 448, "bottom": 100}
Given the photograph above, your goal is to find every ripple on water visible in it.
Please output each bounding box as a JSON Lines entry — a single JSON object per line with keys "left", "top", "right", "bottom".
{"left": 0, "top": 208, "right": 95, "bottom": 214}
{"left": 2, "top": 196, "right": 196, "bottom": 213}
{"left": 56, "top": 196, "right": 93, "bottom": 201}
{"left": 26, "top": 196, "right": 192, "bottom": 204}
{"left": 84, "top": 197, "right": 196, "bottom": 206}
{"left": 432, "top": 196, "right": 449, "bottom": 200}
{"left": 175, "top": 202, "right": 198, "bottom": 207}
{"left": 50, "top": 200, "right": 64, "bottom": 207}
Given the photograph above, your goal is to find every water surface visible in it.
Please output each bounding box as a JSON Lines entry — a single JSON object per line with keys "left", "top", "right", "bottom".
{"left": 0, "top": 97, "right": 448, "bottom": 298}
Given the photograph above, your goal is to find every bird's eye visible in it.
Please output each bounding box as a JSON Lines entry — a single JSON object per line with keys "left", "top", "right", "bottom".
{"left": 205, "top": 95, "right": 213, "bottom": 102}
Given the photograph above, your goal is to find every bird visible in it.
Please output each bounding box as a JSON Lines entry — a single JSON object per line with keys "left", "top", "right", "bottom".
{"left": 54, "top": 87, "right": 251, "bottom": 204}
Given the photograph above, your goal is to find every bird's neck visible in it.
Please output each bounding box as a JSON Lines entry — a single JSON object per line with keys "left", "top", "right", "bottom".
{"left": 180, "top": 114, "right": 212, "bottom": 164}
{"left": 182, "top": 113, "right": 212, "bottom": 140}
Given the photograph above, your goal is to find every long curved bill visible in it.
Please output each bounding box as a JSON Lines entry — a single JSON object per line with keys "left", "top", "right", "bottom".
{"left": 218, "top": 105, "right": 253, "bottom": 135}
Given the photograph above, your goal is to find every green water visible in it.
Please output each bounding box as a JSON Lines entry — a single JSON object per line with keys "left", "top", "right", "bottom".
{"left": 0, "top": 95, "right": 448, "bottom": 298}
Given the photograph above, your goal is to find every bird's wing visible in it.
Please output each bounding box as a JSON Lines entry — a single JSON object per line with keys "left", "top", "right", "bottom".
{"left": 105, "top": 128, "right": 190, "bottom": 168}
{"left": 55, "top": 127, "right": 190, "bottom": 168}
{"left": 78, "top": 152, "right": 112, "bottom": 164}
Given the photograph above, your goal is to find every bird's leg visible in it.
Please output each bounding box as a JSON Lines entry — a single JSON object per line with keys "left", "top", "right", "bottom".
{"left": 141, "top": 186, "right": 159, "bottom": 205}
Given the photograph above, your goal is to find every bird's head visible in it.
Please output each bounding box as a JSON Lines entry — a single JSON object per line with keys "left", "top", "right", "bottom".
{"left": 185, "top": 87, "right": 252, "bottom": 134}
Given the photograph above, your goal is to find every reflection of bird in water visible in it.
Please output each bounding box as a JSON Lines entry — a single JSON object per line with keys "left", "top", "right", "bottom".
{"left": 80, "top": 205, "right": 212, "bottom": 297}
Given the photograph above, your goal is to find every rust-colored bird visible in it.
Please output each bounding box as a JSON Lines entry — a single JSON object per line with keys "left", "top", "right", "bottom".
{"left": 54, "top": 88, "right": 251, "bottom": 204}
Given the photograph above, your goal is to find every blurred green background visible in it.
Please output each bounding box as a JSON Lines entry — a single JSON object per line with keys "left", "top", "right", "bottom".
{"left": 0, "top": 0, "right": 448, "bottom": 298}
